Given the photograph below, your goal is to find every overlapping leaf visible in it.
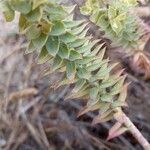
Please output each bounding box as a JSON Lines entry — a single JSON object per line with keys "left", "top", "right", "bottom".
{"left": 1, "top": 0, "right": 127, "bottom": 131}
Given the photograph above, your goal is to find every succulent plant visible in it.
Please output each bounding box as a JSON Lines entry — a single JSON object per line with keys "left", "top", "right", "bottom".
{"left": 0, "top": 0, "right": 128, "bottom": 125}
{"left": 80, "top": 0, "right": 143, "bottom": 54}
{"left": 1, "top": 1, "right": 150, "bottom": 149}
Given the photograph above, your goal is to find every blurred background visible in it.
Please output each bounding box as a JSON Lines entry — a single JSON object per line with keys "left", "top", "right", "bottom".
{"left": 0, "top": 0, "right": 150, "bottom": 150}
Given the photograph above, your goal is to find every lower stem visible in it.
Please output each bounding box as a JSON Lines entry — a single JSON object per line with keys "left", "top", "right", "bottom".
{"left": 117, "top": 112, "right": 150, "bottom": 150}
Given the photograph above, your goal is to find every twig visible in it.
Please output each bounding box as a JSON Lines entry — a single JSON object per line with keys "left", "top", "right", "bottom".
{"left": 0, "top": 88, "right": 38, "bottom": 108}
{"left": 8, "top": 88, "right": 38, "bottom": 102}
{"left": 115, "top": 112, "right": 150, "bottom": 150}
{"left": 0, "top": 42, "right": 27, "bottom": 64}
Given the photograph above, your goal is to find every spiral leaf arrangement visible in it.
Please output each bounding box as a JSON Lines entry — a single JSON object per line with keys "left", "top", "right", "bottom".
{"left": 1, "top": 0, "right": 128, "bottom": 138}
{"left": 81, "top": 0, "right": 143, "bottom": 54}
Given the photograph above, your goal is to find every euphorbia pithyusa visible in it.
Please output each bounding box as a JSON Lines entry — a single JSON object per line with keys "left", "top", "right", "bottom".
{"left": 0, "top": 0, "right": 150, "bottom": 149}
{"left": 80, "top": 0, "right": 150, "bottom": 78}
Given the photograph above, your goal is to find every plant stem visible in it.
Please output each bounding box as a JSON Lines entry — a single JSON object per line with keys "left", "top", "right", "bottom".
{"left": 116, "top": 112, "right": 150, "bottom": 150}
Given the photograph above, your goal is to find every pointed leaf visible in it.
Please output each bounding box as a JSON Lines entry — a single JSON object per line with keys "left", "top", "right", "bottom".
{"left": 69, "top": 38, "right": 87, "bottom": 48}
{"left": 25, "top": 42, "right": 36, "bottom": 54}
{"left": 40, "top": 20, "right": 52, "bottom": 34}
{"left": 38, "top": 47, "right": 52, "bottom": 64}
{"left": 51, "top": 55, "right": 63, "bottom": 72}
{"left": 58, "top": 43, "right": 70, "bottom": 59}
{"left": 25, "top": 7, "right": 42, "bottom": 22}
{"left": 63, "top": 20, "right": 84, "bottom": 28}
{"left": 110, "top": 76, "right": 126, "bottom": 95}
{"left": 63, "top": 5, "right": 76, "bottom": 14}
{"left": 2, "top": 2, "right": 15, "bottom": 22}
{"left": 46, "top": 36, "right": 60, "bottom": 56}
{"left": 101, "top": 94, "right": 113, "bottom": 102}
{"left": 66, "top": 61, "right": 76, "bottom": 80}
{"left": 60, "top": 32, "right": 76, "bottom": 43}
{"left": 78, "top": 102, "right": 100, "bottom": 117}
{"left": 76, "top": 57, "right": 94, "bottom": 65}
{"left": 89, "top": 87, "right": 99, "bottom": 100}
{"left": 117, "top": 83, "right": 129, "bottom": 102}
{"left": 26, "top": 24, "right": 41, "bottom": 40}
{"left": 33, "top": 33, "right": 48, "bottom": 49}
{"left": 19, "top": 14, "right": 28, "bottom": 32}
{"left": 56, "top": 77, "right": 77, "bottom": 89}
{"left": 50, "top": 21, "right": 65, "bottom": 36}
{"left": 11, "top": 0, "right": 32, "bottom": 14}
{"left": 69, "top": 50, "right": 82, "bottom": 61}
{"left": 72, "top": 23, "right": 88, "bottom": 35}
{"left": 32, "top": 0, "right": 47, "bottom": 10}
{"left": 77, "top": 68, "right": 91, "bottom": 80}
{"left": 92, "top": 110, "right": 114, "bottom": 124}
{"left": 65, "top": 89, "right": 88, "bottom": 100}
{"left": 107, "top": 123, "right": 128, "bottom": 140}
{"left": 73, "top": 79, "right": 86, "bottom": 93}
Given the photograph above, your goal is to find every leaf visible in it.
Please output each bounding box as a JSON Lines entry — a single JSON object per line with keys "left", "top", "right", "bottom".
{"left": 108, "top": 6, "right": 117, "bottom": 19}
{"left": 101, "top": 94, "right": 113, "bottom": 102}
{"left": 11, "top": 0, "right": 32, "bottom": 14}
{"left": 77, "top": 40, "right": 100, "bottom": 56}
{"left": 72, "top": 23, "right": 88, "bottom": 35}
{"left": 38, "top": 47, "right": 52, "bottom": 64}
{"left": 66, "top": 61, "right": 76, "bottom": 80}
{"left": 46, "top": 36, "right": 60, "bottom": 56}
{"left": 97, "top": 47, "right": 106, "bottom": 61}
{"left": 78, "top": 28, "right": 89, "bottom": 39}
{"left": 44, "top": 4, "right": 67, "bottom": 20}
{"left": 107, "top": 123, "right": 128, "bottom": 140}
{"left": 90, "top": 61, "right": 109, "bottom": 82}
{"left": 51, "top": 55, "right": 63, "bottom": 72}
{"left": 89, "top": 87, "right": 99, "bottom": 100}
{"left": 33, "top": 33, "right": 48, "bottom": 49}
{"left": 99, "top": 75, "right": 121, "bottom": 89}
{"left": 90, "top": 43, "right": 105, "bottom": 56}
{"left": 76, "top": 57, "right": 94, "bottom": 65}
{"left": 25, "top": 42, "right": 36, "bottom": 54}
{"left": 58, "top": 43, "right": 70, "bottom": 59}
{"left": 19, "top": 14, "right": 28, "bottom": 32}
{"left": 76, "top": 42, "right": 92, "bottom": 53}
{"left": 69, "top": 50, "right": 82, "bottom": 61}
{"left": 117, "top": 83, "right": 129, "bottom": 102}
{"left": 50, "top": 21, "right": 66, "bottom": 36}
{"left": 69, "top": 38, "right": 87, "bottom": 48}
{"left": 86, "top": 62, "right": 101, "bottom": 72}
{"left": 110, "top": 76, "right": 126, "bottom": 95}
{"left": 95, "top": 63, "right": 118, "bottom": 80}
{"left": 92, "top": 110, "right": 114, "bottom": 124}
{"left": 26, "top": 24, "right": 41, "bottom": 40}
{"left": 110, "top": 19, "right": 122, "bottom": 34}
{"left": 99, "top": 102, "right": 110, "bottom": 114}
{"left": 111, "top": 101, "right": 127, "bottom": 108}
{"left": 65, "top": 89, "right": 89, "bottom": 100}
{"left": 40, "top": 20, "right": 52, "bottom": 34}
{"left": 32, "top": 0, "right": 47, "bottom": 10}
{"left": 60, "top": 32, "right": 76, "bottom": 43}
{"left": 55, "top": 77, "right": 77, "bottom": 89}
{"left": 2, "top": 3, "right": 15, "bottom": 22}
{"left": 63, "top": 5, "right": 76, "bottom": 14}
{"left": 78, "top": 102, "right": 100, "bottom": 117}
{"left": 73, "top": 79, "right": 86, "bottom": 93}
{"left": 116, "top": 13, "right": 126, "bottom": 21}
{"left": 25, "top": 7, "right": 42, "bottom": 22}
{"left": 77, "top": 68, "right": 91, "bottom": 80}
{"left": 63, "top": 14, "right": 74, "bottom": 21}
{"left": 63, "top": 20, "right": 84, "bottom": 28}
